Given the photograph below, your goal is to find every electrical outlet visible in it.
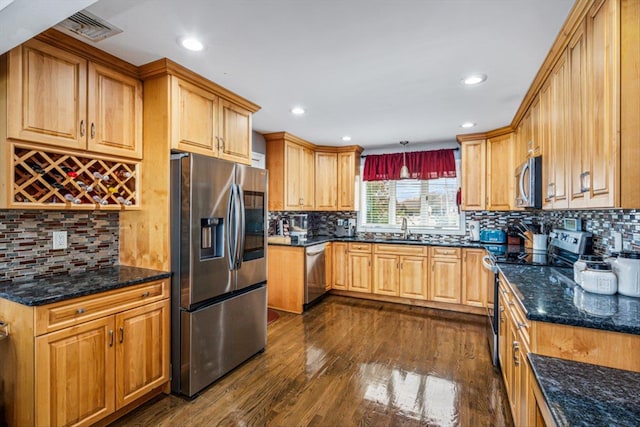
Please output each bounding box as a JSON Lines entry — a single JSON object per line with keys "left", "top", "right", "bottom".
{"left": 52, "top": 231, "right": 67, "bottom": 250}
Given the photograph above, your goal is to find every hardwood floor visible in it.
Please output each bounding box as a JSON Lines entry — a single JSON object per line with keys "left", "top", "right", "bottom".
{"left": 110, "top": 296, "right": 512, "bottom": 426}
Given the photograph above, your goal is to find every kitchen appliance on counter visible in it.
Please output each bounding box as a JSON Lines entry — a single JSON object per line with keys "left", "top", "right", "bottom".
{"left": 468, "top": 220, "right": 480, "bottom": 242}
{"left": 515, "top": 156, "right": 542, "bottom": 209}
{"left": 170, "top": 153, "right": 268, "bottom": 397}
{"left": 480, "top": 229, "right": 507, "bottom": 244}
{"left": 482, "top": 228, "right": 592, "bottom": 367}
{"left": 334, "top": 219, "right": 356, "bottom": 237}
{"left": 289, "top": 214, "right": 309, "bottom": 242}
{"left": 612, "top": 251, "right": 640, "bottom": 297}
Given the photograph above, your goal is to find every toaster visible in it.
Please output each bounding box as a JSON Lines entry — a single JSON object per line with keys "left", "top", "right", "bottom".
{"left": 480, "top": 230, "right": 507, "bottom": 244}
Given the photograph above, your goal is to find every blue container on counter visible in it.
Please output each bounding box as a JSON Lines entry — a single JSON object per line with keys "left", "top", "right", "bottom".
{"left": 480, "top": 230, "right": 507, "bottom": 244}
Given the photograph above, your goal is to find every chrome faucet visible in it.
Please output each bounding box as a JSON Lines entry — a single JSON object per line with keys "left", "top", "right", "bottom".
{"left": 401, "top": 217, "right": 409, "bottom": 239}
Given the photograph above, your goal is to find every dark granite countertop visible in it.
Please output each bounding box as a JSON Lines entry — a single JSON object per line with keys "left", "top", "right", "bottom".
{"left": 497, "top": 263, "right": 640, "bottom": 335}
{"left": 529, "top": 354, "right": 640, "bottom": 427}
{"left": 0, "top": 266, "right": 171, "bottom": 306}
{"left": 268, "top": 235, "right": 485, "bottom": 249}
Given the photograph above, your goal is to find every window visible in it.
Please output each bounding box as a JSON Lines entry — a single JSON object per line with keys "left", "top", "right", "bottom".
{"left": 359, "top": 162, "right": 464, "bottom": 235}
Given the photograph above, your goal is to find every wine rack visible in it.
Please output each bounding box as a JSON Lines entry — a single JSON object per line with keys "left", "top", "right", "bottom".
{"left": 10, "top": 144, "right": 140, "bottom": 209}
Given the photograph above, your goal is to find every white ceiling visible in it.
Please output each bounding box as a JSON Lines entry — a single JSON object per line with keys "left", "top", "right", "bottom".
{"left": 1, "top": 0, "right": 574, "bottom": 149}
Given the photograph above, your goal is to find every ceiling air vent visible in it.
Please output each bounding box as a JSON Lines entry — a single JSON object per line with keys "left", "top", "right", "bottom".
{"left": 56, "top": 10, "right": 122, "bottom": 42}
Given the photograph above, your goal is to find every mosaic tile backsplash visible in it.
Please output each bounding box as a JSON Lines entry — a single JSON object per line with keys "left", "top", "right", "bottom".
{"left": 0, "top": 210, "right": 119, "bottom": 281}
{"left": 269, "top": 209, "right": 640, "bottom": 254}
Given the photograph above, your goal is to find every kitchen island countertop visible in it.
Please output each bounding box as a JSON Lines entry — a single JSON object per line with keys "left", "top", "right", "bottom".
{"left": 529, "top": 354, "right": 640, "bottom": 427}
{"left": 0, "top": 266, "right": 171, "bottom": 306}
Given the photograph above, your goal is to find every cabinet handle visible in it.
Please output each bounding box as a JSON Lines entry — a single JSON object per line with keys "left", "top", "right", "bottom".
{"left": 90, "top": 123, "right": 96, "bottom": 139}
{"left": 508, "top": 301, "right": 515, "bottom": 306}
{"left": 80, "top": 120, "right": 85, "bottom": 137}
{"left": 109, "top": 330, "right": 114, "bottom": 347}
{"left": 220, "top": 137, "right": 225, "bottom": 151}
{"left": 580, "top": 171, "right": 591, "bottom": 193}
{"left": 400, "top": 262, "right": 403, "bottom": 270}
{"left": 215, "top": 136, "right": 220, "bottom": 150}
{"left": 431, "top": 263, "right": 434, "bottom": 272}
{"left": 76, "top": 308, "right": 85, "bottom": 315}
{"left": 119, "top": 327, "right": 124, "bottom": 343}
{"left": 517, "top": 321, "right": 527, "bottom": 329}
{"left": 512, "top": 341, "right": 520, "bottom": 366}
{"left": 141, "top": 291, "right": 150, "bottom": 298}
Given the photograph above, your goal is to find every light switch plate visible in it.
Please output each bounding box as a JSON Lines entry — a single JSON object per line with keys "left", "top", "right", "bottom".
{"left": 52, "top": 231, "right": 67, "bottom": 250}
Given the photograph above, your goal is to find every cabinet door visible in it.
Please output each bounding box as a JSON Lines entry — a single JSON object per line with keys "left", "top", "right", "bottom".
{"left": 550, "top": 52, "right": 570, "bottom": 209}
{"left": 35, "top": 316, "right": 115, "bottom": 427}
{"left": 315, "top": 152, "right": 338, "bottom": 210}
{"left": 171, "top": 77, "right": 218, "bottom": 156}
{"left": 219, "top": 100, "right": 252, "bottom": 165}
{"left": 325, "top": 243, "right": 333, "bottom": 291}
{"left": 528, "top": 97, "right": 541, "bottom": 157}
{"left": 498, "top": 291, "right": 508, "bottom": 374}
{"left": 337, "top": 151, "right": 358, "bottom": 210}
{"left": 373, "top": 254, "right": 399, "bottom": 296}
{"left": 460, "top": 139, "right": 486, "bottom": 210}
{"left": 399, "top": 255, "right": 428, "bottom": 300}
{"left": 430, "top": 257, "right": 461, "bottom": 304}
{"left": 8, "top": 39, "right": 87, "bottom": 149}
{"left": 349, "top": 253, "right": 372, "bottom": 293}
{"left": 568, "top": 21, "right": 589, "bottom": 208}
{"left": 332, "top": 242, "right": 349, "bottom": 290}
{"left": 87, "top": 62, "right": 143, "bottom": 159}
{"left": 540, "top": 81, "right": 554, "bottom": 209}
{"left": 486, "top": 134, "right": 513, "bottom": 210}
{"left": 585, "top": 0, "right": 618, "bottom": 208}
{"left": 115, "top": 300, "right": 170, "bottom": 409}
{"left": 301, "top": 147, "right": 315, "bottom": 209}
{"left": 462, "top": 249, "right": 488, "bottom": 307}
{"left": 284, "top": 142, "right": 303, "bottom": 210}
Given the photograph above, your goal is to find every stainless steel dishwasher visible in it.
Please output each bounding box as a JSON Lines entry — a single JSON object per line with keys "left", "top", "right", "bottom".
{"left": 305, "top": 243, "right": 327, "bottom": 308}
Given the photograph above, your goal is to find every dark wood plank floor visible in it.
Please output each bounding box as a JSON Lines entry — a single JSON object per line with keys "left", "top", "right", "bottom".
{"left": 111, "top": 296, "right": 512, "bottom": 426}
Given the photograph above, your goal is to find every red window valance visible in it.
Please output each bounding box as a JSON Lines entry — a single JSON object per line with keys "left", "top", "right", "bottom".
{"left": 362, "top": 149, "right": 457, "bottom": 181}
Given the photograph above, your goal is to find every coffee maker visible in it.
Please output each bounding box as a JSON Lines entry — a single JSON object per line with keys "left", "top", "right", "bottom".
{"left": 335, "top": 219, "right": 356, "bottom": 237}
{"left": 288, "top": 214, "right": 309, "bottom": 242}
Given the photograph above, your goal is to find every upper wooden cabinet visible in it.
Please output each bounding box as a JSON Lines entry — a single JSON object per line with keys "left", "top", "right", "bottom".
{"left": 460, "top": 138, "right": 486, "bottom": 210}
{"left": 460, "top": 133, "right": 514, "bottom": 211}
{"left": 168, "top": 75, "right": 254, "bottom": 164}
{"left": 315, "top": 151, "right": 338, "bottom": 210}
{"left": 5, "top": 37, "right": 143, "bottom": 159}
{"left": 265, "top": 131, "right": 363, "bottom": 211}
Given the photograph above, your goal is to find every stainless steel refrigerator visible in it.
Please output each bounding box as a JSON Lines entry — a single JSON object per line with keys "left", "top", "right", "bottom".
{"left": 170, "top": 153, "right": 268, "bottom": 397}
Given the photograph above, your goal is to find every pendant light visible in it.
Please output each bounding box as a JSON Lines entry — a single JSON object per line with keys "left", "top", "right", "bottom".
{"left": 399, "top": 140, "right": 410, "bottom": 179}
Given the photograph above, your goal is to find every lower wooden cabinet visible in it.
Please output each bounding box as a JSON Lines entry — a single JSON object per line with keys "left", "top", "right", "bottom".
{"left": 372, "top": 245, "right": 428, "bottom": 300}
{"left": 332, "top": 242, "right": 349, "bottom": 290}
{"left": 462, "top": 248, "right": 490, "bottom": 307}
{"left": 0, "top": 279, "right": 170, "bottom": 427}
{"left": 349, "top": 252, "right": 372, "bottom": 293}
{"left": 373, "top": 254, "right": 400, "bottom": 296}
{"left": 429, "top": 248, "right": 462, "bottom": 304}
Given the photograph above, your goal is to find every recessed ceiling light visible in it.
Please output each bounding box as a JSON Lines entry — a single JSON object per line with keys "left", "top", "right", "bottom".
{"left": 179, "top": 37, "right": 204, "bottom": 52}
{"left": 461, "top": 122, "right": 476, "bottom": 128}
{"left": 341, "top": 136, "right": 352, "bottom": 142}
{"left": 291, "top": 107, "right": 305, "bottom": 115}
{"left": 462, "top": 74, "right": 487, "bottom": 86}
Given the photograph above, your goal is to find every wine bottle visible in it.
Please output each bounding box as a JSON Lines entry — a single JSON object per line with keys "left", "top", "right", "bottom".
{"left": 116, "top": 170, "right": 132, "bottom": 179}
{"left": 91, "top": 194, "right": 109, "bottom": 205}
{"left": 64, "top": 193, "right": 81, "bottom": 204}
{"left": 93, "top": 171, "right": 110, "bottom": 181}
{"left": 25, "top": 161, "right": 46, "bottom": 175}
{"left": 116, "top": 196, "right": 133, "bottom": 206}
{"left": 77, "top": 181, "right": 94, "bottom": 192}
{"left": 60, "top": 166, "right": 78, "bottom": 178}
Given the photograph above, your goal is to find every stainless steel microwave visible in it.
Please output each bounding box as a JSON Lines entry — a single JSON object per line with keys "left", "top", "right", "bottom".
{"left": 514, "top": 156, "right": 542, "bottom": 208}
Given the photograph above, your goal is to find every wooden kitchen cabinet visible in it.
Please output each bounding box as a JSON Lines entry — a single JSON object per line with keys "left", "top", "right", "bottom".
{"left": 461, "top": 248, "right": 489, "bottom": 308}
{"left": 348, "top": 243, "right": 372, "bottom": 293}
{"left": 35, "top": 316, "right": 115, "bottom": 427}
{"left": 429, "top": 247, "right": 461, "bottom": 304}
{"left": 337, "top": 150, "right": 362, "bottom": 210}
{"left": 459, "top": 139, "right": 486, "bottom": 210}
{"left": 315, "top": 151, "right": 338, "bottom": 210}
{"left": 373, "top": 244, "right": 428, "bottom": 300}
{"left": 486, "top": 133, "right": 514, "bottom": 210}
{"left": 265, "top": 132, "right": 315, "bottom": 210}
{"left": 169, "top": 76, "right": 254, "bottom": 164}
{"left": 325, "top": 243, "right": 333, "bottom": 291}
{"left": 0, "top": 279, "right": 170, "bottom": 427}
{"left": 267, "top": 245, "right": 305, "bottom": 313}
{"left": 5, "top": 37, "right": 142, "bottom": 159}
{"left": 332, "top": 242, "right": 349, "bottom": 290}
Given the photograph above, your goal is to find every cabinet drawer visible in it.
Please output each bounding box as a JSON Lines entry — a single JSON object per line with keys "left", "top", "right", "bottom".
{"left": 430, "top": 247, "right": 461, "bottom": 258}
{"left": 349, "top": 243, "right": 372, "bottom": 253}
{"left": 374, "top": 244, "right": 427, "bottom": 256}
{"left": 35, "top": 279, "right": 169, "bottom": 335}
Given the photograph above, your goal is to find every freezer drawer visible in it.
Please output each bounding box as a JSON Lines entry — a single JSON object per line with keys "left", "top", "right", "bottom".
{"left": 176, "top": 285, "right": 267, "bottom": 397}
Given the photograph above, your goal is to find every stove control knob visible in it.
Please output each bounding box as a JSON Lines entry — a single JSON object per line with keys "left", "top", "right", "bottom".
{"left": 572, "top": 238, "right": 579, "bottom": 244}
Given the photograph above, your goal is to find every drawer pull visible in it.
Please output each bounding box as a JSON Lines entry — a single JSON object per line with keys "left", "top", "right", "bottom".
{"left": 141, "top": 291, "right": 150, "bottom": 298}
{"left": 119, "top": 327, "right": 124, "bottom": 343}
{"left": 508, "top": 301, "right": 515, "bottom": 306}
{"left": 109, "top": 330, "right": 114, "bottom": 347}
{"left": 517, "top": 322, "right": 527, "bottom": 329}
{"left": 0, "top": 321, "right": 9, "bottom": 341}
{"left": 76, "top": 308, "right": 85, "bottom": 315}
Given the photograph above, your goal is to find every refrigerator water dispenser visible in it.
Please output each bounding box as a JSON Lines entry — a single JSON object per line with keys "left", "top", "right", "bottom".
{"left": 200, "top": 217, "right": 222, "bottom": 259}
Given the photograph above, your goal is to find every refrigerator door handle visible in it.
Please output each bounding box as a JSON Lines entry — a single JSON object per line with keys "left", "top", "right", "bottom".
{"left": 236, "top": 184, "right": 246, "bottom": 269}
{"left": 226, "top": 183, "right": 236, "bottom": 270}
